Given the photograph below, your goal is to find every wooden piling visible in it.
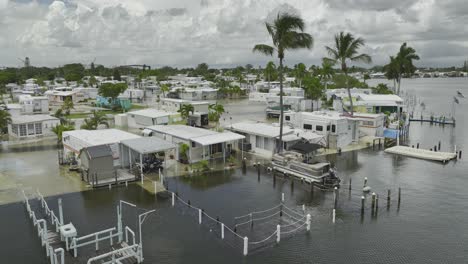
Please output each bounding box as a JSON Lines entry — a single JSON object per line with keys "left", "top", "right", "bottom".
{"left": 387, "top": 189, "right": 391, "bottom": 207}
{"left": 438, "top": 141, "right": 441, "bottom": 150}
{"left": 459, "top": 150, "right": 462, "bottom": 159}
{"left": 349, "top": 178, "right": 352, "bottom": 191}
{"left": 417, "top": 143, "right": 419, "bottom": 149}
{"left": 334, "top": 187, "right": 338, "bottom": 209}
{"left": 398, "top": 187, "right": 401, "bottom": 207}
{"left": 371, "top": 193, "right": 376, "bottom": 212}
{"left": 361, "top": 196, "right": 365, "bottom": 214}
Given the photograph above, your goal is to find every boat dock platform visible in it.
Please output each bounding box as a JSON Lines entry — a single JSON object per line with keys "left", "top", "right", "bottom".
{"left": 409, "top": 117, "right": 455, "bottom": 126}
{"left": 384, "top": 146, "right": 457, "bottom": 162}
{"left": 22, "top": 190, "right": 146, "bottom": 264}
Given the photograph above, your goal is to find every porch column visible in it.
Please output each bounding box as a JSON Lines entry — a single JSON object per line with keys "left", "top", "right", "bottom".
{"left": 189, "top": 143, "right": 192, "bottom": 163}
{"left": 241, "top": 139, "right": 244, "bottom": 159}
{"left": 140, "top": 153, "right": 143, "bottom": 175}
{"left": 129, "top": 147, "right": 132, "bottom": 169}
{"left": 223, "top": 142, "right": 226, "bottom": 164}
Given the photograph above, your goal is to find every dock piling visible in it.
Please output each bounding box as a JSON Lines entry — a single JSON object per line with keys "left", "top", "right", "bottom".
{"left": 276, "top": 225, "right": 281, "bottom": 243}
{"left": 58, "top": 198, "right": 64, "bottom": 225}
{"left": 243, "top": 237, "right": 248, "bottom": 256}
{"left": 417, "top": 143, "right": 419, "bottom": 149}
{"left": 334, "top": 187, "right": 338, "bottom": 209}
{"left": 221, "top": 223, "right": 224, "bottom": 239}
{"left": 306, "top": 214, "right": 311, "bottom": 231}
{"left": 398, "top": 187, "right": 401, "bottom": 207}
{"left": 332, "top": 209, "right": 336, "bottom": 223}
{"left": 387, "top": 190, "right": 391, "bottom": 208}
{"left": 349, "top": 178, "right": 352, "bottom": 191}
{"left": 281, "top": 193, "right": 285, "bottom": 202}
{"left": 198, "top": 209, "right": 202, "bottom": 224}
{"left": 361, "top": 196, "right": 365, "bottom": 214}
{"left": 459, "top": 151, "right": 462, "bottom": 159}
{"left": 371, "top": 193, "right": 376, "bottom": 213}
{"left": 171, "top": 192, "right": 175, "bottom": 207}
{"left": 438, "top": 141, "right": 441, "bottom": 150}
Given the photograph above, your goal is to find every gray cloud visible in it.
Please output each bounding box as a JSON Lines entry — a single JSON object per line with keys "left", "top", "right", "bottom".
{"left": 0, "top": 0, "right": 467, "bottom": 68}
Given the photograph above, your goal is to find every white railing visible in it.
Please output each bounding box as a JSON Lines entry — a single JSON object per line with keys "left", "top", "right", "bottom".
{"left": 125, "top": 226, "right": 136, "bottom": 245}
{"left": 70, "top": 227, "right": 122, "bottom": 257}
{"left": 86, "top": 244, "right": 141, "bottom": 264}
{"left": 22, "top": 190, "right": 65, "bottom": 264}
{"left": 36, "top": 190, "right": 63, "bottom": 232}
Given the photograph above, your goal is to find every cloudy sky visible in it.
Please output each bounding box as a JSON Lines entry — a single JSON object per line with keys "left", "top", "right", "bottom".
{"left": 0, "top": 0, "right": 467, "bottom": 68}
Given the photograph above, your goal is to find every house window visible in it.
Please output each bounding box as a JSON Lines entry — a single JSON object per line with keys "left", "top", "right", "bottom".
{"left": 28, "top": 123, "right": 35, "bottom": 135}
{"left": 35, "top": 123, "right": 42, "bottom": 135}
{"left": 19, "top": 124, "right": 27, "bottom": 136}
{"left": 348, "top": 125, "right": 351, "bottom": 130}
{"left": 327, "top": 125, "right": 330, "bottom": 131}
{"left": 256, "top": 135, "right": 263, "bottom": 148}
{"left": 331, "top": 125, "right": 336, "bottom": 133}
{"left": 285, "top": 116, "right": 290, "bottom": 121}
{"left": 316, "top": 125, "right": 323, "bottom": 131}
{"left": 191, "top": 141, "right": 196, "bottom": 148}
{"left": 362, "top": 121, "right": 373, "bottom": 126}
{"left": 303, "top": 124, "right": 312, "bottom": 130}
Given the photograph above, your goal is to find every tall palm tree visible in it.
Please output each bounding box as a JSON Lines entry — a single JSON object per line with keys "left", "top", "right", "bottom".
{"left": 324, "top": 32, "right": 372, "bottom": 115}
{"left": 391, "top": 43, "right": 420, "bottom": 95}
{"left": 62, "top": 97, "right": 74, "bottom": 115}
{"left": 264, "top": 61, "right": 277, "bottom": 89}
{"left": 52, "top": 124, "right": 74, "bottom": 143}
{"left": 383, "top": 56, "right": 399, "bottom": 92}
{"left": 320, "top": 59, "right": 334, "bottom": 90}
{"left": 294, "top": 63, "right": 307, "bottom": 88}
{"left": 209, "top": 102, "right": 225, "bottom": 129}
{"left": 253, "top": 12, "right": 313, "bottom": 152}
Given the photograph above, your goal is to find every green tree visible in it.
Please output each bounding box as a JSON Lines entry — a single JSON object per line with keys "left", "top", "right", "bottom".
{"left": 208, "top": 102, "right": 225, "bottom": 129}
{"left": 99, "top": 83, "right": 128, "bottom": 101}
{"left": 62, "top": 63, "right": 85, "bottom": 81}
{"left": 80, "top": 111, "right": 109, "bottom": 130}
{"left": 302, "top": 75, "right": 324, "bottom": 110}
{"left": 61, "top": 98, "right": 74, "bottom": 115}
{"left": 113, "top": 69, "right": 121, "bottom": 81}
{"left": 0, "top": 110, "right": 12, "bottom": 135}
{"left": 363, "top": 73, "right": 370, "bottom": 84}
{"left": 253, "top": 12, "right": 313, "bottom": 152}
{"left": 53, "top": 108, "right": 68, "bottom": 125}
{"left": 294, "top": 63, "right": 307, "bottom": 88}
{"left": 324, "top": 32, "right": 372, "bottom": 115}
{"left": 160, "top": 83, "right": 170, "bottom": 98}
{"left": 320, "top": 59, "right": 334, "bottom": 89}
{"left": 178, "top": 104, "right": 194, "bottom": 121}
{"left": 372, "top": 83, "right": 394, "bottom": 94}
{"left": 384, "top": 43, "right": 419, "bottom": 95}
{"left": 264, "top": 61, "right": 277, "bottom": 88}
{"left": 51, "top": 124, "right": 74, "bottom": 142}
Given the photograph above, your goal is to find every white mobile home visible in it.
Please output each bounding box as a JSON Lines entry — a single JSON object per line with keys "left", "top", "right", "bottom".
{"left": 8, "top": 115, "right": 60, "bottom": 139}
{"left": 62, "top": 129, "right": 140, "bottom": 165}
{"left": 144, "top": 125, "right": 244, "bottom": 164}
{"left": 18, "top": 95, "right": 49, "bottom": 115}
{"left": 114, "top": 109, "right": 182, "bottom": 128}
{"left": 161, "top": 98, "right": 209, "bottom": 113}
{"left": 351, "top": 113, "right": 386, "bottom": 137}
{"left": 228, "top": 122, "right": 294, "bottom": 157}
{"left": 285, "top": 111, "right": 359, "bottom": 149}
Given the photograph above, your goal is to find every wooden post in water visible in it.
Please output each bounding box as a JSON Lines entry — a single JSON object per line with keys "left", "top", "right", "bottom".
{"left": 361, "top": 196, "right": 365, "bottom": 214}
{"left": 387, "top": 189, "right": 391, "bottom": 208}
{"left": 349, "top": 178, "right": 352, "bottom": 191}
{"left": 438, "top": 141, "right": 441, "bottom": 150}
{"left": 276, "top": 225, "right": 281, "bottom": 243}
{"left": 398, "top": 187, "right": 401, "bottom": 207}
{"left": 375, "top": 194, "right": 379, "bottom": 211}
{"left": 334, "top": 187, "right": 338, "bottom": 209}
{"left": 417, "top": 143, "right": 419, "bottom": 149}
{"left": 371, "top": 193, "right": 376, "bottom": 213}
{"left": 459, "top": 150, "right": 462, "bottom": 159}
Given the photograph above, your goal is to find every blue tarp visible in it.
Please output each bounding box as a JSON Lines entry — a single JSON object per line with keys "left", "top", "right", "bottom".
{"left": 383, "top": 129, "right": 400, "bottom": 139}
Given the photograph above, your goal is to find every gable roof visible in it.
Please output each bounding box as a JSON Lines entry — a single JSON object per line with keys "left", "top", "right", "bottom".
{"left": 82, "top": 144, "right": 113, "bottom": 159}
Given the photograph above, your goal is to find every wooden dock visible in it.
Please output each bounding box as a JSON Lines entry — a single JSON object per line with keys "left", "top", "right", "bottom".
{"left": 384, "top": 146, "right": 457, "bottom": 162}
{"left": 409, "top": 117, "right": 455, "bottom": 126}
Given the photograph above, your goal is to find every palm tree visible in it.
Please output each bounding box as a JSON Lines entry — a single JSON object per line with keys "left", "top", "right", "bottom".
{"left": 384, "top": 43, "right": 419, "bottom": 95}
{"left": 53, "top": 108, "right": 68, "bottom": 125}
{"left": 324, "top": 32, "right": 372, "bottom": 115}
{"left": 294, "top": 63, "right": 307, "bottom": 88}
{"left": 320, "top": 59, "right": 334, "bottom": 90}
{"left": 264, "top": 61, "right": 277, "bottom": 89}
{"left": 209, "top": 103, "right": 225, "bottom": 129}
{"left": 80, "top": 110, "right": 109, "bottom": 130}
{"left": 253, "top": 12, "right": 313, "bottom": 152}
{"left": 0, "top": 110, "right": 12, "bottom": 136}
{"left": 62, "top": 97, "right": 74, "bottom": 115}
{"left": 160, "top": 83, "right": 170, "bottom": 98}
{"left": 52, "top": 124, "right": 74, "bottom": 142}
{"left": 363, "top": 73, "right": 370, "bottom": 84}
{"left": 178, "top": 104, "right": 194, "bottom": 121}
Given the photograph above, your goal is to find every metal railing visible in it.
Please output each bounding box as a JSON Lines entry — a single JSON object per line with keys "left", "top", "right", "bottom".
{"left": 70, "top": 227, "right": 121, "bottom": 257}
{"left": 86, "top": 244, "right": 141, "bottom": 264}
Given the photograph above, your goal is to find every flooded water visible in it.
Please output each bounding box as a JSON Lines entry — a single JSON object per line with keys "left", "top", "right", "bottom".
{"left": 1, "top": 78, "right": 468, "bottom": 263}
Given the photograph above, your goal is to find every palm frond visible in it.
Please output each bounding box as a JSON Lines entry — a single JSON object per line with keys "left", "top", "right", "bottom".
{"left": 351, "top": 53, "right": 372, "bottom": 64}
{"left": 252, "top": 44, "right": 275, "bottom": 56}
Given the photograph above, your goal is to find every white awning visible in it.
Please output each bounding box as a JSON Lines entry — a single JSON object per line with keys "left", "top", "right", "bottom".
{"left": 191, "top": 131, "right": 245, "bottom": 146}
